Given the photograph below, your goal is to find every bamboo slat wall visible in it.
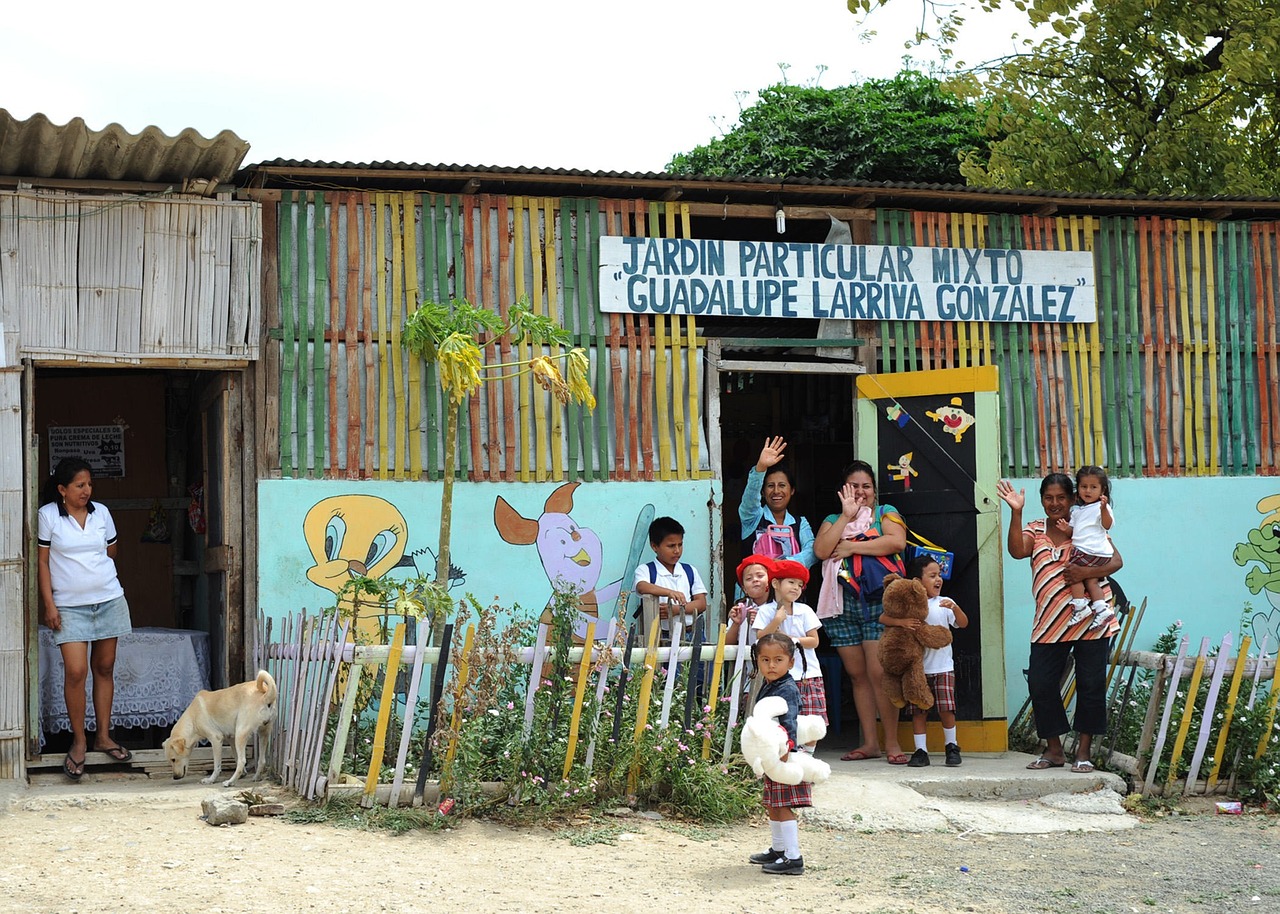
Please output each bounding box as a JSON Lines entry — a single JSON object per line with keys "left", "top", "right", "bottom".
{"left": 272, "top": 192, "right": 709, "bottom": 481}
{"left": 876, "top": 211, "right": 1280, "bottom": 478}
{"left": 0, "top": 190, "right": 262, "bottom": 362}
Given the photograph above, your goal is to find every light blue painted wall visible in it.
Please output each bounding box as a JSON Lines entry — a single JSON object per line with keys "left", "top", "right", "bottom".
{"left": 999, "top": 477, "right": 1280, "bottom": 717}
{"left": 257, "top": 479, "right": 722, "bottom": 626}
{"left": 255, "top": 474, "right": 1280, "bottom": 728}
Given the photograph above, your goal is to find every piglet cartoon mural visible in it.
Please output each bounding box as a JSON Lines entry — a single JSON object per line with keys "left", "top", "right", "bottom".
{"left": 494, "top": 482, "right": 624, "bottom": 639}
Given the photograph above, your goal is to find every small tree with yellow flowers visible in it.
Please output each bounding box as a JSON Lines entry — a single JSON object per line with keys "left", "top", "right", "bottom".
{"left": 402, "top": 297, "right": 595, "bottom": 601}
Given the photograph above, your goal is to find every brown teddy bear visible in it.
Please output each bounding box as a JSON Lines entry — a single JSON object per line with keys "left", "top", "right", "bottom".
{"left": 877, "top": 573, "right": 953, "bottom": 710}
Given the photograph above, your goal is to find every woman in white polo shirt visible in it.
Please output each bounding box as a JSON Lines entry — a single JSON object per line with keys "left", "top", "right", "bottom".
{"left": 38, "top": 457, "right": 134, "bottom": 779}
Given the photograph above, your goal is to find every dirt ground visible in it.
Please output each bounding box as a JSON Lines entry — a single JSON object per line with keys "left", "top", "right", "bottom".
{"left": 3, "top": 778, "right": 1278, "bottom": 914}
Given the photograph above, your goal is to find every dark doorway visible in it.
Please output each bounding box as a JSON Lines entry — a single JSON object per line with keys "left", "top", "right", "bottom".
{"left": 718, "top": 368, "right": 858, "bottom": 602}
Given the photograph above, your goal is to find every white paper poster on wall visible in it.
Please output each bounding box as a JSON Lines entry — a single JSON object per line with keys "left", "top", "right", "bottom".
{"left": 48, "top": 425, "right": 126, "bottom": 478}
{"left": 599, "top": 237, "right": 1097, "bottom": 323}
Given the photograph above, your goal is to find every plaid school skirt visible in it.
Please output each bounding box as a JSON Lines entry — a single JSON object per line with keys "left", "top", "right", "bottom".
{"left": 1068, "top": 547, "right": 1113, "bottom": 568}
{"left": 798, "top": 677, "right": 828, "bottom": 724}
{"left": 764, "top": 769, "right": 813, "bottom": 809}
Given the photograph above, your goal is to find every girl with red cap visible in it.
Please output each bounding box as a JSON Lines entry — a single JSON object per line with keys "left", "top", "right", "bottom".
{"left": 726, "top": 555, "right": 774, "bottom": 646}
{"left": 753, "top": 559, "right": 826, "bottom": 739}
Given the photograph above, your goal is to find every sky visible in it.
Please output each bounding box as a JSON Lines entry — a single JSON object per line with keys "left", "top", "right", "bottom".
{"left": 3, "top": 1, "right": 1033, "bottom": 174}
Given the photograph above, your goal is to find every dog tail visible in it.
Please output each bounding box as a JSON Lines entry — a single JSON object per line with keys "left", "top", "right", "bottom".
{"left": 256, "top": 670, "right": 278, "bottom": 704}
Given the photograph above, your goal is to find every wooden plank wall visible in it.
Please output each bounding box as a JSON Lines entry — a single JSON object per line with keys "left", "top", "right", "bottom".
{"left": 272, "top": 192, "right": 709, "bottom": 481}
{"left": 2, "top": 190, "right": 261, "bottom": 363}
{"left": 876, "top": 211, "right": 1280, "bottom": 478}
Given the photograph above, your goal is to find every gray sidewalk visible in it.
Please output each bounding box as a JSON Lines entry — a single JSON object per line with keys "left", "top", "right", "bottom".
{"left": 808, "top": 746, "right": 1136, "bottom": 833}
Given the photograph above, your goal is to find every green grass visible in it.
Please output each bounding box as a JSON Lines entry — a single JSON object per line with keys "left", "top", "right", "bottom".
{"left": 656, "top": 821, "right": 725, "bottom": 842}
{"left": 562, "top": 822, "right": 627, "bottom": 846}
{"left": 285, "top": 794, "right": 447, "bottom": 835}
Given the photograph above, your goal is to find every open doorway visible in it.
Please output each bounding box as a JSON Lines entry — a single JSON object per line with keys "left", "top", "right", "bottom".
{"left": 718, "top": 369, "right": 858, "bottom": 600}
{"left": 30, "top": 367, "right": 244, "bottom": 762}
{"left": 717, "top": 365, "right": 863, "bottom": 742}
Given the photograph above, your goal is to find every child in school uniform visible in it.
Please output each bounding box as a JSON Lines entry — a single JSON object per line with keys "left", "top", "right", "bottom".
{"left": 633, "top": 515, "right": 708, "bottom": 643}
{"left": 752, "top": 559, "right": 826, "bottom": 744}
{"left": 747, "top": 631, "right": 811, "bottom": 876}
{"left": 892, "top": 555, "right": 969, "bottom": 767}
{"left": 727, "top": 555, "right": 774, "bottom": 646}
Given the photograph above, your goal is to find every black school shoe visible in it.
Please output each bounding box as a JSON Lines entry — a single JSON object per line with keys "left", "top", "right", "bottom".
{"left": 749, "top": 847, "right": 785, "bottom": 865}
{"left": 762, "top": 855, "right": 805, "bottom": 876}
{"left": 945, "top": 743, "right": 962, "bottom": 767}
{"left": 907, "top": 748, "right": 931, "bottom": 767}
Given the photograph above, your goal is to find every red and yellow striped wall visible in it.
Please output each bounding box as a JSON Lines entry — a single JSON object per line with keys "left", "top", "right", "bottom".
{"left": 269, "top": 194, "right": 1280, "bottom": 481}
{"left": 876, "top": 210, "right": 1280, "bottom": 478}
{"left": 272, "top": 191, "right": 710, "bottom": 482}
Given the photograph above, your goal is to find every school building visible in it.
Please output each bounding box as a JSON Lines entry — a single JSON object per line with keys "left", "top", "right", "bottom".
{"left": 2, "top": 109, "right": 1279, "bottom": 777}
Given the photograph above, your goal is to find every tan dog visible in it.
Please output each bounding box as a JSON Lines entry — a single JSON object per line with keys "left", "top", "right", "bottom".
{"left": 163, "top": 670, "right": 277, "bottom": 787}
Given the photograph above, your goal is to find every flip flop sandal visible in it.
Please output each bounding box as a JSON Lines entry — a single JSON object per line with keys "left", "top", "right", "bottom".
{"left": 1026, "top": 756, "right": 1065, "bottom": 770}
{"left": 886, "top": 753, "right": 911, "bottom": 765}
{"left": 100, "top": 745, "right": 133, "bottom": 763}
{"left": 63, "top": 753, "right": 85, "bottom": 781}
{"left": 840, "top": 749, "right": 881, "bottom": 762}
{"left": 1071, "top": 759, "right": 1096, "bottom": 773}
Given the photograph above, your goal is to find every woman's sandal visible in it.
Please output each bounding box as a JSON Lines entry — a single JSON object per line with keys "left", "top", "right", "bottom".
{"left": 1070, "top": 759, "right": 1096, "bottom": 773}
{"left": 100, "top": 745, "right": 133, "bottom": 763}
{"left": 62, "top": 752, "right": 85, "bottom": 781}
{"left": 840, "top": 748, "right": 881, "bottom": 762}
{"left": 1026, "top": 756, "right": 1065, "bottom": 770}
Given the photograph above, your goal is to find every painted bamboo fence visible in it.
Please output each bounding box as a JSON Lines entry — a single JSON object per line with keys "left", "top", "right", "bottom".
{"left": 259, "top": 608, "right": 747, "bottom": 805}
{"left": 271, "top": 194, "right": 1280, "bottom": 481}
{"left": 271, "top": 192, "right": 708, "bottom": 482}
{"left": 875, "top": 211, "right": 1280, "bottom": 478}
{"left": 1087, "top": 631, "right": 1278, "bottom": 797}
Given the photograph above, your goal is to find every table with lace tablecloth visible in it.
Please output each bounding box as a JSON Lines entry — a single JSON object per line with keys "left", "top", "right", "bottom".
{"left": 39, "top": 626, "right": 211, "bottom": 746}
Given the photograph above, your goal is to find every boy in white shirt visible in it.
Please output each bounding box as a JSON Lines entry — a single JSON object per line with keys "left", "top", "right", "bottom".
{"left": 633, "top": 516, "right": 708, "bottom": 643}
{"left": 887, "top": 555, "right": 969, "bottom": 767}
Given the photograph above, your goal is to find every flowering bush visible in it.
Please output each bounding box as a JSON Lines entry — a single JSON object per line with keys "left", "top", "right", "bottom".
{"left": 425, "top": 582, "right": 760, "bottom": 823}
{"left": 1109, "top": 620, "right": 1280, "bottom": 807}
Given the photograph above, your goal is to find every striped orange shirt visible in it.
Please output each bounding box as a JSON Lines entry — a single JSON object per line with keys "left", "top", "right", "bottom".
{"left": 1025, "top": 519, "right": 1119, "bottom": 644}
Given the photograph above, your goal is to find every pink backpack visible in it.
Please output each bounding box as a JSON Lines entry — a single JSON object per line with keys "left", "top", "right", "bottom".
{"left": 752, "top": 523, "right": 800, "bottom": 560}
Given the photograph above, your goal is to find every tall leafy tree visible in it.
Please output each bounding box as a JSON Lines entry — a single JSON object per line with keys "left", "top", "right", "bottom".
{"left": 848, "top": 0, "right": 1280, "bottom": 195}
{"left": 667, "top": 69, "right": 987, "bottom": 184}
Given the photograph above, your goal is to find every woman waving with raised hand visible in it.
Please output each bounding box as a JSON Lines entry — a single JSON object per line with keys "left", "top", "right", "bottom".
{"left": 813, "top": 460, "right": 910, "bottom": 765}
{"left": 738, "top": 436, "right": 815, "bottom": 569}
{"left": 997, "top": 475, "right": 1121, "bottom": 773}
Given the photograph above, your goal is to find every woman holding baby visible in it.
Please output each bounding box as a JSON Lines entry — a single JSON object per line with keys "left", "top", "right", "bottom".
{"left": 814, "top": 460, "right": 910, "bottom": 764}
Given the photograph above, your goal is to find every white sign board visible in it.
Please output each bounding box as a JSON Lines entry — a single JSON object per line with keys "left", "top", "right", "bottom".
{"left": 48, "top": 425, "right": 126, "bottom": 478}
{"left": 598, "top": 237, "right": 1096, "bottom": 323}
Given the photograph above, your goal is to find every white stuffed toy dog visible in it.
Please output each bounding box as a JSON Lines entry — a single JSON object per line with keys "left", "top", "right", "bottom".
{"left": 740, "top": 695, "right": 832, "bottom": 786}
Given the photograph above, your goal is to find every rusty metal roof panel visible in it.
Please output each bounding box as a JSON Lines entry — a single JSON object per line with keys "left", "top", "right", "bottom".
{"left": 241, "top": 158, "right": 1280, "bottom": 207}
{"left": 0, "top": 109, "right": 249, "bottom": 185}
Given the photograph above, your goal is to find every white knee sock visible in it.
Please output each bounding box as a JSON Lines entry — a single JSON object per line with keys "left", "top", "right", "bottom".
{"left": 780, "top": 819, "right": 801, "bottom": 858}
{"left": 914, "top": 733, "right": 928, "bottom": 751}
{"left": 770, "top": 819, "right": 783, "bottom": 850}
{"left": 943, "top": 727, "right": 958, "bottom": 745}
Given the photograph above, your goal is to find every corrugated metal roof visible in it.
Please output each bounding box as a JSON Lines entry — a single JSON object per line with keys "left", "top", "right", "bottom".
{"left": 0, "top": 109, "right": 249, "bottom": 187}
{"left": 241, "top": 157, "right": 1280, "bottom": 207}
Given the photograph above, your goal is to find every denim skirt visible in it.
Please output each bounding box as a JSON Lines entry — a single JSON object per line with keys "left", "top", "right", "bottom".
{"left": 51, "top": 595, "right": 132, "bottom": 645}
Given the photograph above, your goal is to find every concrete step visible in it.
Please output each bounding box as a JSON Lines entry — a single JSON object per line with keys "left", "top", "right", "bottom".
{"left": 813, "top": 748, "right": 1127, "bottom": 800}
